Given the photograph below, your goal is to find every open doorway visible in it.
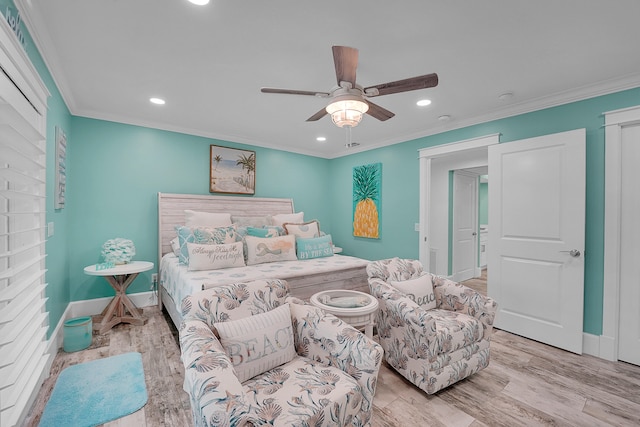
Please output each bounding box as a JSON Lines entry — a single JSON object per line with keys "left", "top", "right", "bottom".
{"left": 451, "top": 167, "right": 488, "bottom": 282}
{"left": 418, "top": 134, "right": 498, "bottom": 278}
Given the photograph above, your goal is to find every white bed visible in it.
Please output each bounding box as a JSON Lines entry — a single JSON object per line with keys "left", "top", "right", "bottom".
{"left": 157, "top": 192, "right": 370, "bottom": 328}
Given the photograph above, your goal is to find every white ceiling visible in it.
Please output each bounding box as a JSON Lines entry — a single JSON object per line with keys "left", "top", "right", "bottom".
{"left": 16, "top": 0, "right": 640, "bottom": 159}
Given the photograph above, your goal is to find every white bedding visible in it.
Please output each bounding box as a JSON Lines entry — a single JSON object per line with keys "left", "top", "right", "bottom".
{"left": 160, "top": 252, "right": 370, "bottom": 307}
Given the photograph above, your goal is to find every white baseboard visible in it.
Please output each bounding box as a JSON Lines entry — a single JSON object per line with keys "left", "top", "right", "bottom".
{"left": 582, "top": 332, "right": 600, "bottom": 357}
{"left": 598, "top": 335, "right": 617, "bottom": 361}
{"left": 582, "top": 332, "right": 618, "bottom": 361}
{"left": 49, "top": 291, "right": 158, "bottom": 352}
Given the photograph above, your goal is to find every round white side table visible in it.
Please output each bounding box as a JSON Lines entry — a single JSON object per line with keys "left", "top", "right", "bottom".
{"left": 84, "top": 261, "right": 153, "bottom": 334}
{"left": 310, "top": 289, "right": 378, "bottom": 338}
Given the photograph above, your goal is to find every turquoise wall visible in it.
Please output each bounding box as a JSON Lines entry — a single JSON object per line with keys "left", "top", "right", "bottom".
{"left": 1, "top": 1, "right": 73, "bottom": 336}
{"left": 330, "top": 87, "right": 640, "bottom": 336}
{"left": 67, "top": 118, "right": 331, "bottom": 301}
{"left": 7, "top": 0, "right": 640, "bottom": 338}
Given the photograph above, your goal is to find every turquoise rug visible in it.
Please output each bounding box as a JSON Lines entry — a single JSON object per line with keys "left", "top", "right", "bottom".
{"left": 39, "top": 352, "right": 148, "bottom": 427}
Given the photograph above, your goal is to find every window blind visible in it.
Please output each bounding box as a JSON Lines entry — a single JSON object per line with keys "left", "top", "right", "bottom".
{"left": 0, "top": 65, "right": 48, "bottom": 426}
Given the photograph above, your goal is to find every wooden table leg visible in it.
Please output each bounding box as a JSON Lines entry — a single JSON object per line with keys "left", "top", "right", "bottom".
{"left": 95, "top": 272, "right": 148, "bottom": 333}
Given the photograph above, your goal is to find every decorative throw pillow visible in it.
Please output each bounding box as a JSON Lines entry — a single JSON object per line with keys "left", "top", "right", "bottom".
{"left": 176, "top": 225, "right": 237, "bottom": 264}
{"left": 231, "top": 215, "right": 273, "bottom": 227}
{"left": 214, "top": 303, "right": 296, "bottom": 383}
{"left": 245, "top": 235, "right": 297, "bottom": 265}
{"left": 184, "top": 210, "right": 232, "bottom": 228}
{"left": 247, "top": 227, "right": 278, "bottom": 237}
{"left": 187, "top": 241, "right": 246, "bottom": 271}
{"left": 175, "top": 225, "right": 196, "bottom": 264}
{"left": 272, "top": 212, "right": 304, "bottom": 227}
{"left": 390, "top": 275, "right": 437, "bottom": 309}
{"left": 170, "top": 237, "right": 180, "bottom": 257}
{"left": 296, "top": 234, "right": 333, "bottom": 260}
{"left": 283, "top": 220, "right": 320, "bottom": 238}
{"left": 193, "top": 225, "right": 238, "bottom": 245}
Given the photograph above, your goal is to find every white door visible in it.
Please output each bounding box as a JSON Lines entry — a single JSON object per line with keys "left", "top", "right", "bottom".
{"left": 619, "top": 123, "right": 640, "bottom": 365}
{"left": 488, "top": 128, "right": 586, "bottom": 354}
{"left": 452, "top": 171, "right": 477, "bottom": 281}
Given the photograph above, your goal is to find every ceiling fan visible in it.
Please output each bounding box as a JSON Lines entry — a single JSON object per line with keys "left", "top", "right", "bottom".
{"left": 261, "top": 46, "right": 438, "bottom": 128}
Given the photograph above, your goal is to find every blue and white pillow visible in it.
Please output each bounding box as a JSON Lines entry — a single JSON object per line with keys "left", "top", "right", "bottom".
{"left": 296, "top": 234, "right": 333, "bottom": 260}
{"left": 176, "top": 225, "right": 237, "bottom": 264}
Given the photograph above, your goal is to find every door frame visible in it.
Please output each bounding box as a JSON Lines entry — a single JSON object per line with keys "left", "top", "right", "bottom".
{"left": 602, "top": 105, "right": 640, "bottom": 361}
{"left": 418, "top": 134, "right": 500, "bottom": 272}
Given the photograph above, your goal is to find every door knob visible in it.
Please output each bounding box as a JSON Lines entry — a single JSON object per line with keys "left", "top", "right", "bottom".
{"left": 560, "top": 249, "right": 581, "bottom": 257}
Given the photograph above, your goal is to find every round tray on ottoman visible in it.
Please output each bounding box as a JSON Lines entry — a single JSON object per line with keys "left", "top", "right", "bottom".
{"left": 310, "top": 289, "right": 378, "bottom": 338}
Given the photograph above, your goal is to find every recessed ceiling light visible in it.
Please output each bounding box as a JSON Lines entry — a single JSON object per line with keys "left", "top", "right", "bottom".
{"left": 188, "top": 0, "right": 210, "bottom": 5}
{"left": 438, "top": 114, "right": 451, "bottom": 122}
{"left": 316, "top": 136, "right": 327, "bottom": 142}
{"left": 149, "top": 97, "right": 165, "bottom": 105}
{"left": 416, "top": 99, "right": 432, "bottom": 107}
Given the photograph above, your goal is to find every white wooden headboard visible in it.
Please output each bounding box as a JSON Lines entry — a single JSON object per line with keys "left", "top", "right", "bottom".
{"left": 157, "top": 192, "right": 295, "bottom": 262}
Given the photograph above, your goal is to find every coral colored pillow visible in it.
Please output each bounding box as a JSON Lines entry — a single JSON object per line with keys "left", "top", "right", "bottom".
{"left": 245, "top": 235, "right": 297, "bottom": 265}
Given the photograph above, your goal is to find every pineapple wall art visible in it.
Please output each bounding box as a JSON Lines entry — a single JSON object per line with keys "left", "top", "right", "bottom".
{"left": 353, "top": 163, "right": 381, "bottom": 238}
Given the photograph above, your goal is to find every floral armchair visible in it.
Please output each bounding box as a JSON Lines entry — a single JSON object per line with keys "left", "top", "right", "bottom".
{"left": 367, "top": 258, "right": 498, "bottom": 394}
{"left": 179, "top": 278, "right": 383, "bottom": 426}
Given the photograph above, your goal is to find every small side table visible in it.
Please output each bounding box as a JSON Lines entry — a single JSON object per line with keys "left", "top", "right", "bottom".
{"left": 84, "top": 261, "right": 154, "bottom": 334}
{"left": 310, "top": 290, "right": 378, "bottom": 338}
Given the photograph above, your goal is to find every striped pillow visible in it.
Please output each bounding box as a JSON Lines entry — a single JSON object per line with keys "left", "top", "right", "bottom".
{"left": 214, "top": 303, "right": 296, "bottom": 383}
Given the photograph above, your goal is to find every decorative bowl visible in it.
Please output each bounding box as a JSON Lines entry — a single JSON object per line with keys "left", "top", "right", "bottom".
{"left": 101, "top": 238, "right": 136, "bottom": 264}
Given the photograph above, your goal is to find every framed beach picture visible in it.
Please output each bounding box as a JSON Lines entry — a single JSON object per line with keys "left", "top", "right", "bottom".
{"left": 210, "top": 145, "right": 256, "bottom": 195}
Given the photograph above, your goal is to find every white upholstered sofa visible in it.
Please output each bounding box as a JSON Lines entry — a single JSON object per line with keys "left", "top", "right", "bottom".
{"left": 179, "top": 278, "right": 383, "bottom": 426}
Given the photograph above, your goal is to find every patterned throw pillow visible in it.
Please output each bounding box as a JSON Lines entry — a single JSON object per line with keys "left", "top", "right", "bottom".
{"left": 175, "top": 225, "right": 237, "bottom": 264}
{"left": 193, "top": 225, "right": 238, "bottom": 244}
{"left": 186, "top": 241, "right": 245, "bottom": 271}
{"left": 245, "top": 235, "right": 297, "bottom": 265}
{"left": 390, "top": 275, "right": 437, "bottom": 309}
{"left": 296, "top": 234, "right": 333, "bottom": 260}
{"left": 283, "top": 220, "right": 320, "bottom": 238}
{"left": 246, "top": 226, "right": 280, "bottom": 238}
{"left": 214, "top": 303, "right": 296, "bottom": 383}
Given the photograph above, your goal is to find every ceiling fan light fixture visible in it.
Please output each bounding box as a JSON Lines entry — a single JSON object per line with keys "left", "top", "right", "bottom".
{"left": 325, "top": 95, "right": 369, "bottom": 128}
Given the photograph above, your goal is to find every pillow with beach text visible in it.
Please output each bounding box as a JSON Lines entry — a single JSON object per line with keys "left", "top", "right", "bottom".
{"left": 390, "top": 274, "right": 437, "bottom": 310}
{"left": 214, "top": 303, "right": 296, "bottom": 382}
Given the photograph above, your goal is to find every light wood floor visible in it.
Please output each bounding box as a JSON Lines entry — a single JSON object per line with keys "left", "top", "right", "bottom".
{"left": 25, "top": 273, "right": 640, "bottom": 426}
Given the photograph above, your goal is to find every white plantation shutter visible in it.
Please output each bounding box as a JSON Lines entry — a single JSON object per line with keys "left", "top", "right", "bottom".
{"left": 0, "top": 17, "right": 50, "bottom": 427}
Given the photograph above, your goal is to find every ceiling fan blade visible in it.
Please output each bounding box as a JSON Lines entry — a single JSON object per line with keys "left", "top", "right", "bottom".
{"left": 332, "top": 46, "right": 358, "bottom": 87}
{"left": 306, "top": 108, "right": 328, "bottom": 122}
{"left": 364, "top": 73, "right": 439, "bottom": 97}
{"left": 261, "top": 87, "right": 330, "bottom": 97}
{"left": 365, "top": 100, "right": 395, "bottom": 121}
